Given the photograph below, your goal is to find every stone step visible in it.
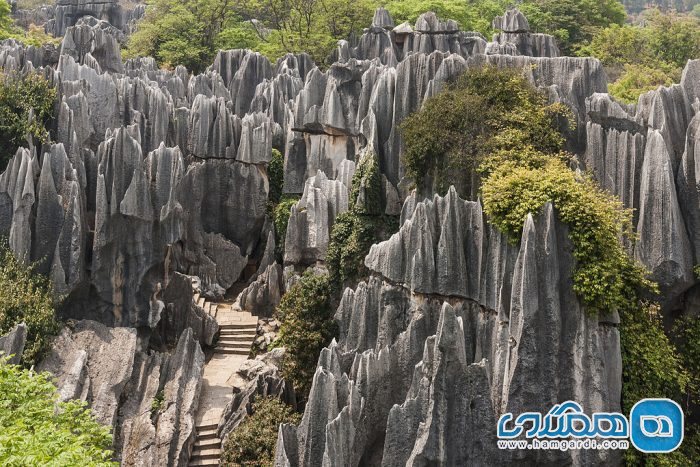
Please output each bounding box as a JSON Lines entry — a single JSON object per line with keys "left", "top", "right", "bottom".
{"left": 188, "top": 458, "right": 219, "bottom": 467}
{"left": 197, "top": 296, "right": 206, "bottom": 308}
{"left": 214, "top": 348, "right": 251, "bottom": 355}
{"left": 219, "top": 330, "right": 257, "bottom": 337}
{"left": 193, "top": 292, "right": 200, "bottom": 304}
{"left": 218, "top": 323, "right": 258, "bottom": 330}
{"left": 190, "top": 447, "right": 221, "bottom": 460}
{"left": 207, "top": 303, "right": 218, "bottom": 316}
{"left": 195, "top": 425, "right": 218, "bottom": 440}
{"left": 194, "top": 437, "right": 221, "bottom": 449}
{"left": 218, "top": 342, "right": 250, "bottom": 349}
{"left": 218, "top": 336, "right": 254, "bottom": 344}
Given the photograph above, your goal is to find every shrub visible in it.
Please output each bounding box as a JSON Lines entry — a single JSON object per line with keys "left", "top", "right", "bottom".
{"left": 0, "top": 358, "right": 115, "bottom": 465}
{"left": 400, "top": 66, "right": 570, "bottom": 199}
{"left": 274, "top": 271, "right": 336, "bottom": 402}
{"left": 608, "top": 63, "right": 676, "bottom": 104}
{"left": 220, "top": 396, "right": 300, "bottom": 467}
{"left": 620, "top": 303, "right": 698, "bottom": 466}
{"left": 326, "top": 151, "right": 399, "bottom": 292}
{"left": 268, "top": 149, "right": 284, "bottom": 207}
{"left": 0, "top": 245, "right": 61, "bottom": 366}
{"left": 0, "top": 72, "right": 56, "bottom": 171}
{"left": 482, "top": 159, "right": 655, "bottom": 315}
{"left": 273, "top": 196, "right": 299, "bottom": 262}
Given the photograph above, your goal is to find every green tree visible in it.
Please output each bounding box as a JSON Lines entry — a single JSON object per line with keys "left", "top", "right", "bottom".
{"left": 0, "top": 245, "right": 61, "bottom": 367}
{"left": 0, "top": 72, "right": 56, "bottom": 171}
{"left": 608, "top": 63, "right": 676, "bottom": 103}
{"left": 274, "top": 271, "right": 336, "bottom": 402}
{"left": 400, "top": 66, "right": 570, "bottom": 199}
{"left": 0, "top": 359, "right": 115, "bottom": 466}
{"left": 220, "top": 397, "right": 301, "bottom": 466}
{"left": 238, "top": 0, "right": 376, "bottom": 64}
{"left": 126, "top": 0, "right": 253, "bottom": 72}
{"left": 520, "top": 0, "right": 626, "bottom": 54}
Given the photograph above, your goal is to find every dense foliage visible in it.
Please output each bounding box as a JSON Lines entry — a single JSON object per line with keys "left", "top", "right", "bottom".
{"left": 519, "top": 0, "right": 626, "bottom": 54}
{"left": 581, "top": 10, "right": 700, "bottom": 102}
{"left": 273, "top": 196, "right": 299, "bottom": 262}
{"left": 0, "top": 245, "right": 61, "bottom": 366}
{"left": 273, "top": 271, "right": 336, "bottom": 402}
{"left": 620, "top": 304, "right": 700, "bottom": 465}
{"left": 220, "top": 396, "right": 301, "bottom": 466}
{"left": 401, "top": 66, "right": 570, "bottom": 199}
{"left": 268, "top": 149, "right": 284, "bottom": 206}
{"left": 0, "top": 72, "right": 56, "bottom": 171}
{"left": 0, "top": 359, "right": 115, "bottom": 466}
{"left": 482, "top": 159, "right": 654, "bottom": 315}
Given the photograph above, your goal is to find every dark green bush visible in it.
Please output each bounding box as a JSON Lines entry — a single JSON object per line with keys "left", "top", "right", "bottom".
{"left": 620, "top": 303, "right": 699, "bottom": 466}
{"left": 273, "top": 196, "right": 300, "bottom": 262}
{"left": 0, "top": 358, "right": 115, "bottom": 465}
{"left": 220, "top": 396, "right": 300, "bottom": 467}
{"left": 0, "top": 72, "right": 56, "bottom": 171}
{"left": 0, "top": 245, "right": 61, "bottom": 366}
{"left": 274, "top": 271, "right": 336, "bottom": 402}
{"left": 400, "top": 66, "right": 571, "bottom": 199}
{"left": 268, "top": 149, "right": 284, "bottom": 207}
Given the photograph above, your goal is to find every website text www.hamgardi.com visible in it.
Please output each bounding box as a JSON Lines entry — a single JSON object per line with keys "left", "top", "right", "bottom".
{"left": 497, "top": 438, "right": 629, "bottom": 451}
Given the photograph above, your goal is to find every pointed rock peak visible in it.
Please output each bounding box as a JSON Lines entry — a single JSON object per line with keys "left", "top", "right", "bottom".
{"left": 372, "top": 7, "right": 395, "bottom": 29}
{"left": 520, "top": 212, "right": 536, "bottom": 245}
{"left": 492, "top": 8, "right": 530, "bottom": 33}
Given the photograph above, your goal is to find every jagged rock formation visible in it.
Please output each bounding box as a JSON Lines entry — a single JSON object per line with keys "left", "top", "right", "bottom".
{"left": 218, "top": 348, "right": 296, "bottom": 442}
{"left": 37, "top": 320, "right": 204, "bottom": 466}
{"left": 48, "top": 0, "right": 145, "bottom": 37}
{"left": 277, "top": 194, "right": 621, "bottom": 466}
{"left": 0, "top": 6, "right": 698, "bottom": 467}
{"left": 0, "top": 323, "right": 27, "bottom": 364}
{"left": 583, "top": 61, "right": 700, "bottom": 310}
{"left": 492, "top": 8, "right": 560, "bottom": 57}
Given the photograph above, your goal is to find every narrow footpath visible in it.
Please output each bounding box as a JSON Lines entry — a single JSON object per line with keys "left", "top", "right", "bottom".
{"left": 189, "top": 293, "right": 258, "bottom": 467}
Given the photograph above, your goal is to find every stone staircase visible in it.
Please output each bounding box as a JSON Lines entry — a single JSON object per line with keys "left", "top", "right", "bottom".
{"left": 189, "top": 292, "right": 258, "bottom": 466}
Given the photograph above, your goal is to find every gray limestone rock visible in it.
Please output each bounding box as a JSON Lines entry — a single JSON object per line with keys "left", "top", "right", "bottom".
{"left": 37, "top": 320, "right": 137, "bottom": 429}
{"left": 0, "top": 323, "right": 27, "bottom": 364}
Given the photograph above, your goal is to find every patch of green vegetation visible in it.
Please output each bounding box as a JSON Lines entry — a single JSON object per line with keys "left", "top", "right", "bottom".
{"left": 0, "top": 245, "right": 61, "bottom": 367}
{"left": 150, "top": 390, "right": 165, "bottom": 418}
{"left": 0, "top": 358, "right": 115, "bottom": 465}
{"left": 401, "top": 66, "right": 571, "bottom": 199}
{"left": 621, "top": 303, "right": 700, "bottom": 466}
{"left": 581, "top": 11, "right": 700, "bottom": 103}
{"left": 220, "top": 396, "right": 301, "bottom": 467}
{"left": 327, "top": 151, "right": 398, "bottom": 292}
{"left": 482, "top": 159, "right": 655, "bottom": 315}
{"left": 274, "top": 271, "right": 336, "bottom": 403}
{"left": 273, "top": 196, "right": 300, "bottom": 262}
{"left": 268, "top": 149, "right": 284, "bottom": 207}
{"left": 0, "top": 72, "right": 56, "bottom": 171}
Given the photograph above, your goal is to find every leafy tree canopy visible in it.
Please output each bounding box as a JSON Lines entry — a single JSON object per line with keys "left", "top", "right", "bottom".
{"left": 0, "top": 72, "right": 56, "bottom": 172}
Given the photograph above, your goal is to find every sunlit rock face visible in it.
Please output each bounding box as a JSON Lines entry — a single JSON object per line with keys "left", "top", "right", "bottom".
{"left": 0, "top": 5, "right": 699, "bottom": 466}
{"left": 276, "top": 193, "right": 622, "bottom": 466}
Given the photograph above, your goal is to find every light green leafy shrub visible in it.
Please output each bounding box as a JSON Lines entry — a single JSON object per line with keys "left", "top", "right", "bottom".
{"left": 0, "top": 359, "right": 115, "bottom": 466}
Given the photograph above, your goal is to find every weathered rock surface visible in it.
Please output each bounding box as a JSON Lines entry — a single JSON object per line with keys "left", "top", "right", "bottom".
{"left": 218, "top": 348, "right": 296, "bottom": 443}
{"left": 278, "top": 194, "right": 622, "bottom": 466}
{"left": 0, "top": 322, "right": 27, "bottom": 364}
